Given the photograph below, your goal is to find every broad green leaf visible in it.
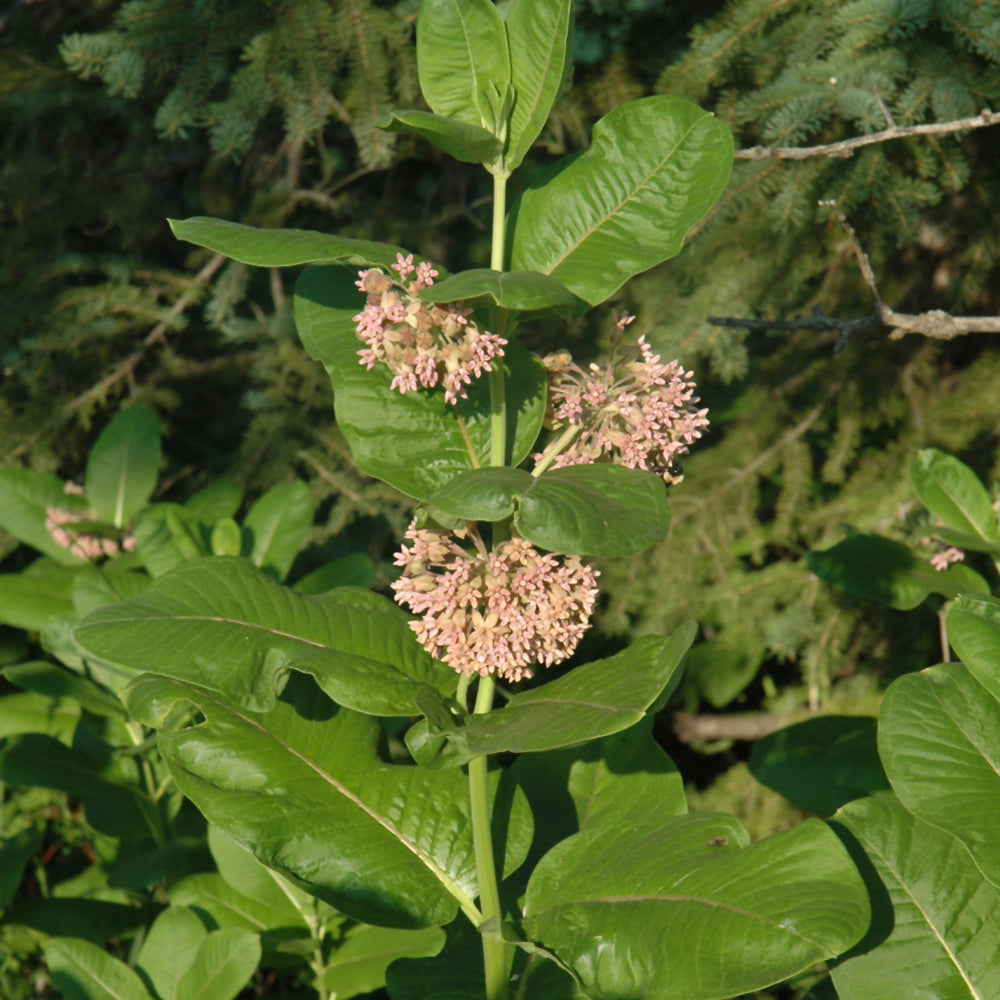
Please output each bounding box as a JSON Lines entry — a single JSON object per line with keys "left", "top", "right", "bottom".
{"left": 174, "top": 927, "right": 261, "bottom": 1000}
{"left": 170, "top": 872, "right": 306, "bottom": 935}
{"left": 505, "top": 0, "right": 573, "bottom": 171}
{"left": 74, "top": 557, "right": 456, "bottom": 715}
{"left": 418, "top": 268, "right": 581, "bottom": 319}
{"left": 321, "top": 924, "right": 446, "bottom": 999}
{"left": 750, "top": 716, "right": 887, "bottom": 817}
{"left": 0, "top": 468, "right": 88, "bottom": 565}
{"left": 184, "top": 479, "right": 244, "bottom": 523}
{"left": 0, "top": 826, "right": 42, "bottom": 910}
{"left": 84, "top": 405, "right": 160, "bottom": 528}
{"left": 242, "top": 480, "right": 314, "bottom": 580}
{"left": 806, "top": 533, "right": 988, "bottom": 609}
{"left": 293, "top": 553, "right": 375, "bottom": 593}
{"left": 16, "top": 899, "right": 153, "bottom": 943}
{"left": 0, "top": 558, "right": 77, "bottom": 630}
{"left": 947, "top": 593, "right": 1000, "bottom": 702}
{"left": 208, "top": 824, "right": 321, "bottom": 924}
{"left": 511, "top": 96, "right": 733, "bottom": 305}
{"left": 124, "top": 672, "right": 528, "bottom": 928}
{"left": 136, "top": 906, "right": 207, "bottom": 1000}
{"left": 933, "top": 525, "right": 1000, "bottom": 555}
{"left": 169, "top": 217, "right": 409, "bottom": 269}
{"left": 428, "top": 464, "right": 669, "bottom": 557}
{"left": 517, "top": 464, "right": 669, "bottom": 557}
{"left": 416, "top": 0, "right": 510, "bottom": 131}
{"left": 294, "top": 264, "right": 547, "bottom": 500}
{"left": 832, "top": 794, "right": 1000, "bottom": 1000}
{"left": 524, "top": 814, "right": 869, "bottom": 1000}
{"left": 910, "top": 448, "right": 1000, "bottom": 544}
{"left": 46, "top": 937, "right": 153, "bottom": 1000}
{"left": 72, "top": 565, "right": 151, "bottom": 618}
{"left": 684, "top": 634, "right": 764, "bottom": 708}
{"left": 0, "top": 690, "right": 79, "bottom": 741}
{"left": 133, "top": 503, "right": 209, "bottom": 577}
{"left": 2, "top": 660, "right": 125, "bottom": 718}
{"left": 210, "top": 518, "right": 242, "bottom": 557}
{"left": 414, "top": 628, "right": 695, "bottom": 763}
{"left": 377, "top": 110, "right": 503, "bottom": 164}
{"left": 878, "top": 661, "right": 1000, "bottom": 885}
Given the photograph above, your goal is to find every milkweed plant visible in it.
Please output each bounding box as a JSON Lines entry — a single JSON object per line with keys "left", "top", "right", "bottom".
{"left": 60, "top": 1, "right": 882, "bottom": 998}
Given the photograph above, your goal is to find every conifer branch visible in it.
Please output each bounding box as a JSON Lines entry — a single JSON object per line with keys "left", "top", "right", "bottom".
{"left": 735, "top": 108, "right": 1000, "bottom": 161}
{"left": 63, "top": 253, "right": 227, "bottom": 416}
{"left": 709, "top": 212, "right": 1000, "bottom": 344}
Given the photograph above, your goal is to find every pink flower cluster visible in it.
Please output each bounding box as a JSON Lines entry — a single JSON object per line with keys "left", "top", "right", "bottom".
{"left": 542, "top": 319, "right": 709, "bottom": 483}
{"left": 45, "top": 501, "right": 135, "bottom": 560}
{"left": 354, "top": 254, "right": 507, "bottom": 405}
{"left": 392, "top": 521, "right": 599, "bottom": 683}
{"left": 930, "top": 546, "right": 965, "bottom": 572}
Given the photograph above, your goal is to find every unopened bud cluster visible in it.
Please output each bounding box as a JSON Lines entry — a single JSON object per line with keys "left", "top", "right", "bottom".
{"left": 392, "top": 521, "right": 599, "bottom": 684}
{"left": 354, "top": 254, "right": 506, "bottom": 404}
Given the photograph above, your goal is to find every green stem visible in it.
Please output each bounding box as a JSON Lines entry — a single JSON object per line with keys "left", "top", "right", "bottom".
{"left": 489, "top": 168, "right": 509, "bottom": 468}
{"left": 469, "top": 675, "right": 507, "bottom": 1000}
{"left": 531, "top": 423, "right": 583, "bottom": 477}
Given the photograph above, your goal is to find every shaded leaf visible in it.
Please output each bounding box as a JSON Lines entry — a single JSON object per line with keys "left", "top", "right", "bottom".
{"left": 806, "top": 533, "right": 988, "bottom": 610}
{"left": 378, "top": 110, "right": 502, "bottom": 164}
{"left": 169, "top": 217, "right": 409, "bottom": 270}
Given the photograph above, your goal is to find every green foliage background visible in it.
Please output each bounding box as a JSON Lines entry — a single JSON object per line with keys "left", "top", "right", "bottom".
{"left": 2, "top": 0, "right": 1000, "bottom": 993}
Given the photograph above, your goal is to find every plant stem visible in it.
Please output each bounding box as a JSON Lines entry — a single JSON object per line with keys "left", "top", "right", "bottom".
{"left": 469, "top": 675, "right": 507, "bottom": 1000}
{"left": 489, "top": 169, "right": 508, "bottom": 468}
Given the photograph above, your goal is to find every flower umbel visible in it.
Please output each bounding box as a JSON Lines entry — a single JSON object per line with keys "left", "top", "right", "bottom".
{"left": 392, "top": 521, "right": 599, "bottom": 684}
{"left": 539, "top": 318, "right": 709, "bottom": 483}
{"left": 354, "top": 254, "right": 507, "bottom": 405}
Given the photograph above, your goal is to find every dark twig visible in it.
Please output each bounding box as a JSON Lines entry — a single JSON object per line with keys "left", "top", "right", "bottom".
{"left": 735, "top": 108, "right": 1000, "bottom": 161}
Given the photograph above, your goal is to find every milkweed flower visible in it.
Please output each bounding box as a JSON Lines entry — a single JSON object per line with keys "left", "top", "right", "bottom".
{"left": 540, "top": 318, "right": 709, "bottom": 483}
{"left": 391, "top": 521, "right": 599, "bottom": 683}
{"left": 354, "top": 253, "right": 506, "bottom": 405}
{"left": 45, "top": 484, "right": 135, "bottom": 559}
{"left": 930, "top": 546, "right": 965, "bottom": 571}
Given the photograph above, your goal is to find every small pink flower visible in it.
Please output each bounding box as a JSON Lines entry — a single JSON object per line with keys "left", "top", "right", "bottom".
{"left": 931, "top": 546, "right": 965, "bottom": 572}
{"left": 392, "top": 522, "right": 599, "bottom": 683}
{"left": 354, "top": 262, "right": 505, "bottom": 404}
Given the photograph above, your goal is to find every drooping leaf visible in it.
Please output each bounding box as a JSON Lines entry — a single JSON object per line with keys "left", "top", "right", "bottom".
{"left": 416, "top": 0, "right": 510, "bottom": 131}
{"left": 377, "top": 110, "right": 502, "bottom": 164}
{"left": 84, "top": 404, "right": 160, "bottom": 528}
{"left": 909, "top": 448, "right": 1000, "bottom": 545}
{"left": 832, "top": 794, "right": 1000, "bottom": 1000}
{"left": 0, "top": 468, "right": 89, "bottom": 565}
{"left": 750, "top": 715, "right": 887, "bottom": 816}
{"left": 946, "top": 593, "right": 1000, "bottom": 702}
{"left": 46, "top": 937, "right": 154, "bottom": 1000}
{"left": 418, "top": 268, "right": 581, "bottom": 319}
{"left": 878, "top": 661, "right": 1000, "bottom": 885}
{"left": 504, "top": 0, "right": 573, "bottom": 171}
{"left": 510, "top": 96, "right": 734, "bottom": 305}
{"left": 293, "top": 265, "right": 547, "bottom": 500}
{"left": 169, "top": 217, "right": 410, "bottom": 270}
{"left": 124, "top": 672, "right": 529, "bottom": 929}
{"left": 411, "top": 627, "right": 695, "bottom": 765}
{"left": 74, "top": 557, "right": 457, "bottom": 716}
{"left": 806, "top": 533, "right": 989, "bottom": 609}
{"left": 242, "top": 480, "right": 314, "bottom": 580}
{"left": 524, "top": 813, "right": 869, "bottom": 1000}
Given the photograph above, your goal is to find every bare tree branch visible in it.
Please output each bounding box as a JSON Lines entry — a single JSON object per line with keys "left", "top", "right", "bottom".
{"left": 672, "top": 711, "right": 787, "bottom": 743}
{"left": 735, "top": 108, "right": 1000, "bottom": 161}
{"left": 709, "top": 210, "right": 1000, "bottom": 345}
